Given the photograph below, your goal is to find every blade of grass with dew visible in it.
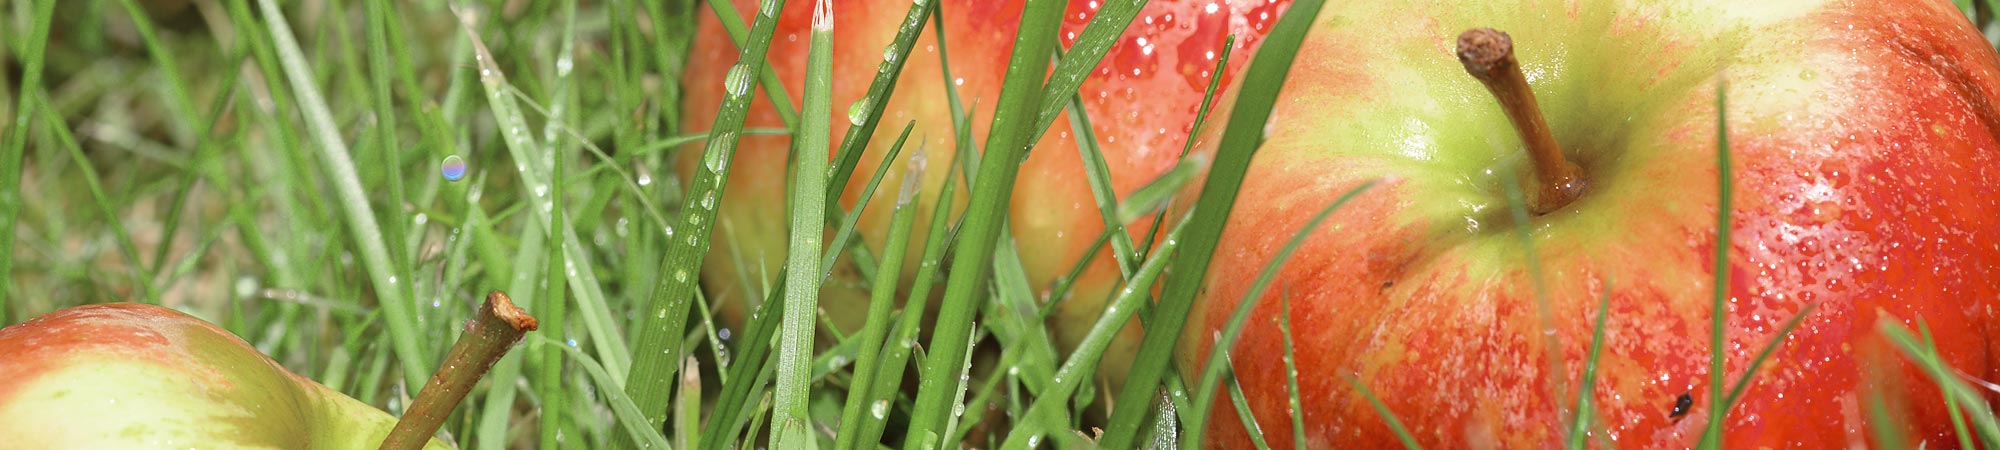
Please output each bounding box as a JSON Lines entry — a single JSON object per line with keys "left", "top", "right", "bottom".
{"left": 626, "top": 0, "right": 794, "bottom": 427}
{"left": 771, "top": 3, "right": 836, "bottom": 447}
{"left": 547, "top": 338, "right": 676, "bottom": 450}
{"left": 1568, "top": 287, "right": 1612, "bottom": 449}
{"left": 1028, "top": 0, "right": 1148, "bottom": 142}
{"left": 459, "top": 16, "right": 632, "bottom": 381}
{"left": 1350, "top": 377, "right": 1421, "bottom": 450}
{"left": 704, "top": 0, "right": 798, "bottom": 128}
{"left": 696, "top": 123, "right": 923, "bottom": 450}
{"left": 1226, "top": 358, "right": 1273, "bottom": 450}
{"left": 827, "top": 0, "right": 936, "bottom": 198}
{"left": 1185, "top": 181, "right": 1375, "bottom": 446}
{"left": 852, "top": 162, "right": 961, "bottom": 450}
{"left": 1098, "top": 0, "right": 1327, "bottom": 444}
{"left": 1699, "top": 78, "right": 1732, "bottom": 450}
{"left": 999, "top": 211, "right": 1192, "bottom": 449}
{"left": 1879, "top": 319, "right": 2000, "bottom": 446}
{"left": 900, "top": 0, "right": 1065, "bottom": 446}
{"left": 1280, "top": 294, "right": 1307, "bottom": 449}
{"left": 39, "top": 96, "right": 157, "bottom": 303}
{"left": 1920, "top": 321, "right": 1977, "bottom": 450}
{"left": 252, "top": 0, "right": 430, "bottom": 387}
{"left": 1063, "top": 88, "right": 1138, "bottom": 276}
{"left": 933, "top": 326, "right": 984, "bottom": 450}
{"left": 500, "top": 86, "right": 675, "bottom": 234}
{"left": 0, "top": 0, "right": 51, "bottom": 324}
{"left": 834, "top": 153, "right": 926, "bottom": 450}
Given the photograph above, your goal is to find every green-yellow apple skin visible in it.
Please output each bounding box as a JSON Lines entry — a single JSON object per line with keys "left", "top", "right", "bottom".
{"left": 679, "top": 0, "right": 1281, "bottom": 381}
{"left": 0, "top": 303, "right": 452, "bottom": 450}
{"left": 1180, "top": 0, "right": 2000, "bottom": 447}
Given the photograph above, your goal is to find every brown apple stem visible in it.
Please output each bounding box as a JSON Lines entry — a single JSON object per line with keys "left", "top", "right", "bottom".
{"left": 377, "top": 291, "right": 539, "bottom": 450}
{"left": 1457, "top": 28, "right": 1583, "bottom": 214}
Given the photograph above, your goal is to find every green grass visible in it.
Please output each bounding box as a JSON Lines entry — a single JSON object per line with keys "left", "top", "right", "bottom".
{"left": 7, "top": 2, "right": 2000, "bottom": 450}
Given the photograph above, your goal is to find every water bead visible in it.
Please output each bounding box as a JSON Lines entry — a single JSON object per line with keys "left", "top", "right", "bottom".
{"left": 847, "top": 98, "right": 872, "bottom": 127}
{"left": 723, "top": 64, "right": 754, "bottom": 96}
{"left": 440, "top": 155, "right": 468, "bottom": 181}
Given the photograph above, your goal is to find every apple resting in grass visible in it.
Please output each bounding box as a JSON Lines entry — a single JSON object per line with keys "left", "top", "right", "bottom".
{"left": 1178, "top": 0, "right": 2000, "bottom": 448}
{"left": 0, "top": 303, "right": 452, "bottom": 449}
{"left": 679, "top": 0, "right": 1285, "bottom": 381}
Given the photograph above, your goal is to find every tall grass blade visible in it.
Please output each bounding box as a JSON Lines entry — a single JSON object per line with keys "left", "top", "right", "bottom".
{"left": 1097, "top": 0, "right": 1327, "bottom": 445}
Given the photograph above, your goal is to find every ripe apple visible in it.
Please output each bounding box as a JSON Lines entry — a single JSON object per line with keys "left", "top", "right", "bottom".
{"left": 0, "top": 303, "right": 451, "bottom": 449}
{"left": 1178, "top": 0, "right": 2000, "bottom": 447}
{"left": 679, "top": 0, "right": 1285, "bottom": 379}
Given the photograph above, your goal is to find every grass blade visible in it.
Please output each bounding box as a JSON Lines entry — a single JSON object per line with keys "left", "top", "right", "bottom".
{"left": 1000, "top": 212, "right": 1192, "bottom": 449}
{"left": 1097, "top": 0, "right": 1329, "bottom": 445}
{"left": 1186, "top": 181, "right": 1375, "bottom": 446}
{"left": 547, "top": 338, "right": 676, "bottom": 450}
{"left": 1225, "top": 357, "right": 1272, "bottom": 450}
{"left": 899, "top": 0, "right": 1066, "bottom": 447}
{"left": 0, "top": 0, "right": 53, "bottom": 324}
{"left": 833, "top": 152, "right": 927, "bottom": 450}
{"left": 253, "top": 0, "right": 430, "bottom": 388}
{"left": 1350, "top": 377, "right": 1421, "bottom": 450}
{"left": 625, "top": 0, "right": 795, "bottom": 427}
{"left": 771, "top": 2, "right": 837, "bottom": 447}
{"left": 1279, "top": 294, "right": 1306, "bottom": 449}
{"left": 1568, "top": 287, "right": 1612, "bottom": 449}
{"left": 459, "top": 11, "right": 631, "bottom": 381}
{"left": 1699, "top": 77, "right": 1732, "bottom": 449}
{"left": 852, "top": 163, "right": 961, "bottom": 450}
{"left": 826, "top": 0, "right": 936, "bottom": 197}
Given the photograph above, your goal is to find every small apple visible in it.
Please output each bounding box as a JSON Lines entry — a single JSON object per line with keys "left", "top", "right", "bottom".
{"left": 0, "top": 303, "right": 452, "bottom": 449}
{"left": 679, "top": 0, "right": 1286, "bottom": 381}
{"left": 1179, "top": 0, "right": 2000, "bottom": 447}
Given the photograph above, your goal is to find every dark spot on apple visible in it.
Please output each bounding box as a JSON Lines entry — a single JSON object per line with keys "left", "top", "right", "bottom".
{"left": 1671, "top": 392, "right": 1694, "bottom": 419}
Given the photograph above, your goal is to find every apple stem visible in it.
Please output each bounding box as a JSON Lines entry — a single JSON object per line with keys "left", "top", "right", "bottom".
{"left": 377, "top": 291, "right": 539, "bottom": 450}
{"left": 1457, "top": 28, "right": 1583, "bottom": 214}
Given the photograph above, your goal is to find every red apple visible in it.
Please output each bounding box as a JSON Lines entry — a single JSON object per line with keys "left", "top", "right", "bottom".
{"left": 0, "top": 303, "right": 451, "bottom": 449}
{"left": 678, "top": 0, "right": 1286, "bottom": 380}
{"left": 1179, "top": 0, "right": 2000, "bottom": 448}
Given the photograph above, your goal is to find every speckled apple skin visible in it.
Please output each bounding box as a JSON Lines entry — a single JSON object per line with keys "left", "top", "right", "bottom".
{"left": 1181, "top": 0, "right": 2000, "bottom": 448}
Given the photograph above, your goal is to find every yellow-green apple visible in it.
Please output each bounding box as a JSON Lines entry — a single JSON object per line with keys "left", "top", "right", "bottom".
{"left": 0, "top": 303, "right": 452, "bottom": 449}
{"left": 1179, "top": 0, "right": 2000, "bottom": 447}
{"left": 678, "top": 0, "right": 1286, "bottom": 380}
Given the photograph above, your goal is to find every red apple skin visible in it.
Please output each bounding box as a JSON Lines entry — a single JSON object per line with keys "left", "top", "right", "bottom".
{"left": 0, "top": 303, "right": 448, "bottom": 449}
{"left": 678, "top": 0, "right": 1283, "bottom": 381}
{"left": 1180, "top": 1, "right": 2000, "bottom": 448}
